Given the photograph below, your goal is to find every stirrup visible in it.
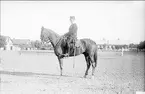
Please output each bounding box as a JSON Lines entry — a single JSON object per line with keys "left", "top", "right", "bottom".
{"left": 64, "top": 53, "right": 69, "bottom": 57}
{"left": 75, "top": 44, "right": 80, "bottom": 48}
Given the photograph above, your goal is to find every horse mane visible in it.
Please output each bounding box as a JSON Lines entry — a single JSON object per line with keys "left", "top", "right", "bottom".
{"left": 41, "top": 27, "right": 65, "bottom": 48}
{"left": 43, "top": 28, "right": 60, "bottom": 38}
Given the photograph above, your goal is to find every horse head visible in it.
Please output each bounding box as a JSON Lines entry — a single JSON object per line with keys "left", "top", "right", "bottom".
{"left": 40, "top": 26, "right": 50, "bottom": 44}
{"left": 40, "top": 26, "right": 61, "bottom": 48}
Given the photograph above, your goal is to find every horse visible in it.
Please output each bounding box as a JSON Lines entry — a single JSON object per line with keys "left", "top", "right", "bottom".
{"left": 40, "top": 26, "right": 98, "bottom": 78}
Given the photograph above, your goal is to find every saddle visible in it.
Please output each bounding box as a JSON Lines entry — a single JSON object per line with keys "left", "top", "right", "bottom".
{"left": 62, "top": 36, "right": 83, "bottom": 57}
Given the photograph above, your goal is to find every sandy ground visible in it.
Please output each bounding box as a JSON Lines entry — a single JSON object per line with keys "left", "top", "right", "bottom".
{"left": 0, "top": 50, "right": 144, "bottom": 94}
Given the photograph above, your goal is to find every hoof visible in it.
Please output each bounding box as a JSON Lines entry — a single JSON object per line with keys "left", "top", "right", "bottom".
{"left": 83, "top": 75, "right": 87, "bottom": 78}
{"left": 91, "top": 75, "right": 95, "bottom": 79}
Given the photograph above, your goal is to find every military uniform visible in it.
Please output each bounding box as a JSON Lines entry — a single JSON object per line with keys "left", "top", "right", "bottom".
{"left": 64, "top": 23, "right": 78, "bottom": 40}
{"left": 63, "top": 23, "right": 78, "bottom": 56}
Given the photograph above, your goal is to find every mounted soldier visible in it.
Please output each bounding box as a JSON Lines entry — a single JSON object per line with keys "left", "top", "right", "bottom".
{"left": 40, "top": 26, "right": 98, "bottom": 77}
{"left": 63, "top": 16, "right": 78, "bottom": 56}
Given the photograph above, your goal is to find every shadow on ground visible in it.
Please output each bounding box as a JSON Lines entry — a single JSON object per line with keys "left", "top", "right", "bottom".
{"left": 0, "top": 70, "right": 84, "bottom": 79}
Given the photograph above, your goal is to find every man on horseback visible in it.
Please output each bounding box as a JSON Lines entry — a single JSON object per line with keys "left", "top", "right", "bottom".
{"left": 63, "top": 16, "right": 78, "bottom": 56}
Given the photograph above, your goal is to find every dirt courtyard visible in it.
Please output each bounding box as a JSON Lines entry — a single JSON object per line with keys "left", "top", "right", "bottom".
{"left": 0, "top": 50, "right": 144, "bottom": 94}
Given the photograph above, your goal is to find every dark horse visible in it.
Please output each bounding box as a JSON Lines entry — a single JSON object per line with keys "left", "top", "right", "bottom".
{"left": 40, "top": 26, "right": 98, "bottom": 78}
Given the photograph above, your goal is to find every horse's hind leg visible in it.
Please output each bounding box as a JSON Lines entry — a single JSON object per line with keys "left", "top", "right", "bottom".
{"left": 91, "top": 52, "right": 97, "bottom": 79}
{"left": 84, "top": 56, "right": 91, "bottom": 78}
{"left": 92, "top": 62, "right": 96, "bottom": 77}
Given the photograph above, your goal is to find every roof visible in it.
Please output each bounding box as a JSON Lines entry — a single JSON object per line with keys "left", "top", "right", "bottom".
{"left": 0, "top": 35, "right": 11, "bottom": 40}
{"left": 109, "top": 40, "right": 131, "bottom": 45}
{"left": 96, "top": 39, "right": 131, "bottom": 45}
{"left": 95, "top": 40, "right": 107, "bottom": 45}
{"left": 12, "top": 39, "right": 30, "bottom": 45}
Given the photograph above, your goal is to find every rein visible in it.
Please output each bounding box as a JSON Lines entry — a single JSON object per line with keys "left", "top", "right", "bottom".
{"left": 55, "top": 36, "right": 66, "bottom": 47}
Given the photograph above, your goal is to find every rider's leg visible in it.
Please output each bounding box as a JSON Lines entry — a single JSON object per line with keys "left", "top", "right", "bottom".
{"left": 65, "top": 40, "right": 70, "bottom": 57}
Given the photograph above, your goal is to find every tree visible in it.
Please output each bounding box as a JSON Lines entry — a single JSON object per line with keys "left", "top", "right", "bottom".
{"left": 129, "top": 43, "right": 138, "bottom": 49}
{"left": 40, "top": 43, "right": 53, "bottom": 50}
{"left": 30, "top": 41, "right": 36, "bottom": 48}
{"left": 114, "top": 45, "right": 120, "bottom": 50}
{"left": 34, "top": 40, "right": 42, "bottom": 49}
{"left": 30, "top": 40, "right": 53, "bottom": 50}
{"left": 0, "top": 35, "right": 6, "bottom": 48}
{"left": 138, "top": 41, "right": 145, "bottom": 50}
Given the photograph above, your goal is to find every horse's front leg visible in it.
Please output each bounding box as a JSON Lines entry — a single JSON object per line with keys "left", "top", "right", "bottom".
{"left": 84, "top": 56, "right": 91, "bottom": 78}
{"left": 58, "top": 57, "right": 63, "bottom": 76}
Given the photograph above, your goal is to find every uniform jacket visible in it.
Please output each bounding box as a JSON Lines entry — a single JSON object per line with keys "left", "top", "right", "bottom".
{"left": 64, "top": 23, "right": 78, "bottom": 39}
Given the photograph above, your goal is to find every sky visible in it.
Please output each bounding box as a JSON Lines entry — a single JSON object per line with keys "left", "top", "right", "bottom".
{"left": 1, "top": 1, "right": 145, "bottom": 44}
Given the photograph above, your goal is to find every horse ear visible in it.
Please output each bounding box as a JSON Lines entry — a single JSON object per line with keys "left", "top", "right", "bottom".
{"left": 41, "top": 26, "right": 44, "bottom": 29}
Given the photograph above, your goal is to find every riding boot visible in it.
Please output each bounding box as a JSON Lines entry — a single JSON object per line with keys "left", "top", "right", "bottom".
{"left": 64, "top": 47, "right": 70, "bottom": 57}
{"left": 64, "top": 53, "right": 69, "bottom": 57}
{"left": 67, "top": 47, "right": 71, "bottom": 57}
{"left": 64, "top": 49, "right": 69, "bottom": 57}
